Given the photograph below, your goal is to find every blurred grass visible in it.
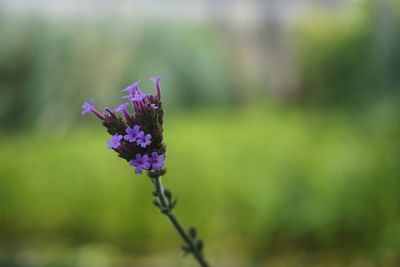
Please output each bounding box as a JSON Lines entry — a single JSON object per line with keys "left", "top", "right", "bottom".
{"left": 0, "top": 3, "right": 400, "bottom": 265}
{"left": 0, "top": 106, "right": 399, "bottom": 266}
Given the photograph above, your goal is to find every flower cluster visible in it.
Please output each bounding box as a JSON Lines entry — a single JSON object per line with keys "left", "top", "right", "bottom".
{"left": 82, "top": 76, "right": 166, "bottom": 176}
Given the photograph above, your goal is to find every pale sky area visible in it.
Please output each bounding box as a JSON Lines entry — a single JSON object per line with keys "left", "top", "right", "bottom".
{"left": 0, "top": 0, "right": 362, "bottom": 23}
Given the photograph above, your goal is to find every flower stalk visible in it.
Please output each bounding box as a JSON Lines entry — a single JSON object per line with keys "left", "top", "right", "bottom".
{"left": 151, "top": 176, "right": 209, "bottom": 267}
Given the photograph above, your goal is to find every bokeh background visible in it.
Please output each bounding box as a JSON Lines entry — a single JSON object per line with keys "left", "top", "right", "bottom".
{"left": 0, "top": 0, "right": 399, "bottom": 266}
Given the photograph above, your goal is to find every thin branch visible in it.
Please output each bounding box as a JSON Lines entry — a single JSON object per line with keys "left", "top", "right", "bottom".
{"left": 151, "top": 176, "right": 210, "bottom": 267}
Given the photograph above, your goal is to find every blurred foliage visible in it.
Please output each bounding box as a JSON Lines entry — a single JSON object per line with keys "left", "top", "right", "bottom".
{"left": 1, "top": 106, "right": 400, "bottom": 266}
{"left": 0, "top": 16, "right": 235, "bottom": 130}
{"left": 0, "top": 2, "right": 400, "bottom": 130}
{"left": 1, "top": 1, "right": 400, "bottom": 266}
{"left": 296, "top": 4, "right": 400, "bottom": 106}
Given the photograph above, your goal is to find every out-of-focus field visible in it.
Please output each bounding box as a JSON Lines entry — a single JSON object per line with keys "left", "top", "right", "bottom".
{"left": 1, "top": 106, "right": 399, "bottom": 266}
{"left": 1, "top": 1, "right": 400, "bottom": 266}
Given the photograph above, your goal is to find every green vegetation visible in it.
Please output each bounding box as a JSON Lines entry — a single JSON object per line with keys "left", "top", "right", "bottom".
{"left": 1, "top": 107, "right": 399, "bottom": 265}
{"left": 1, "top": 2, "right": 400, "bottom": 265}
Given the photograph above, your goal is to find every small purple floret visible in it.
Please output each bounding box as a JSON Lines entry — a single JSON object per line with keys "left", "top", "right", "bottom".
{"left": 129, "top": 154, "right": 151, "bottom": 174}
{"left": 115, "top": 102, "right": 129, "bottom": 113}
{"left": 136, "top": 131, "right": 152, "bottom": 148}
{"left": 150, "top": 76, "right": 162, "bottom": 84}
{"left": 124, "top": 125, "right": 141, "bottom": 143}
{"left": 122, "top": 80, "right": 141, "bottom": 93}
{"left": 122, "top": 80, "right": 147, "bottom": 101}
{"left": 149, "top": 152, "right": 165, "bottom": 170}
{"left": 122, "top": 80, "right": 148, "bottom": 102}
{"left": 81, "top": 99, "right": 95, "bottom": 115}
{"left": 131, "top": 90, "right": 147, "bottom": 102}
{"left": 150, "top": 76, "right": 162, "bottom": 98}
{"left": 150, "top": 104, "right": 158, "bottom": 110}
{"left": 107, "top": 134, "right": 123, "bottom": 149}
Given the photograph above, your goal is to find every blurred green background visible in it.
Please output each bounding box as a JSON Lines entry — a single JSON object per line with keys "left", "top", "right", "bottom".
{"left": 0, "top": 0, "right": 400, "bottom": 266}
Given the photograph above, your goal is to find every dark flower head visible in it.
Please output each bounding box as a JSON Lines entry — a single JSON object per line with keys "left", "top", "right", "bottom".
{"left": 82, "top": 76, "right": 167, "bottom": 177}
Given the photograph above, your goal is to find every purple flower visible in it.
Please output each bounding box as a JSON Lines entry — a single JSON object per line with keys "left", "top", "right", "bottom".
{"left": 136, "top": 131, "right": 152, "bottom": 148}
{"left": 149, "top": 76, "right": 162, "bottom": 84}
{"left": 129, "top": 154, "right": 151, "bottom": 174}
{"left": 82, "top": 76, "right": 167, "bottom": 177}
{"left": 131, "top": 90, "right": 147, "bottom": 102}
{"left": 115, "top": 102, "right": 129, "bottom": 113}
{"left": 81, "top": 98, "right": 105, "bottom": 120}
{"left": 81, "top": 99, "right": 95, "bottom": 115}
{"left": 107, "top": 134, "right": 123, "bottom": 149}
{"left": 150, "top": 76, "right": 162, "bottom": 98}
{"left": 122, "top": 80, "right": 141, "bottom": 94}
{"left": 149, "top": 152, "right": 165, "bottom": 170}
{"left": 122, "top": 80, "right": 147, "bottom": 102}
{"left": 124, "top": 125, "right": 141, "bottom": 143}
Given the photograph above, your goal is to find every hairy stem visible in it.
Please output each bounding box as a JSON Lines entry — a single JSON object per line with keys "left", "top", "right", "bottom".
{"left": 152, "top": 176, "right": 210, "bottom": 267}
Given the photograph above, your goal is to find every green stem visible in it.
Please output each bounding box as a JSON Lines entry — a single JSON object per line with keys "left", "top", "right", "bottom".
{"left": 152, "top": 176, "right": 210, "bottom": 267}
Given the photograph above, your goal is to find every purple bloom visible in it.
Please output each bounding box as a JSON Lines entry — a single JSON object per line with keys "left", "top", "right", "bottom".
{"left": 150, "top": 76, "right": 162, "bottom": 98}
{"left": 107, "top": 134, "right": 123, "bottom": 149}
{"left": 81, "top": 99, "right": 95, "bottom": 115}
{"left": 82, "top": 76, "right": 167, "bottom": 176}
{"left": 81, "top": 98, "right": 105, "bottom": 120}
{"left": 122, "top": 80, "right": 147, "bottom": 102}
{"left": 129, "top": 154, "right": 151, "bottom": 174}
{"left": 124, "top": 125, "right": 141, "bottom": 143}
{"left": 131, "top": 90, "right": 147, "bottom": 102}
{"left": 115, "top": 102, "right": 129, "bottom": 113}
{"left": 136, "top": 131, "right": 152, "bottom": 148}
{"left": 122, "top": 80, "right": 141, "bottom": 94}
{"left": 149, "top": 152, "right": 165, "bottom": 170}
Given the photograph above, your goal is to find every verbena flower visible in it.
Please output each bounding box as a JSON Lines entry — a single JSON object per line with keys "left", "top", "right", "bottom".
{"left": 115, "top": 102, "right": 129, "bottom": 113}
{"left": 82, "top": 76, "right": 210, "bottom": 267}
{"left": 81, "top": 99, "right": 105, "bottom": 120}
{"left": 149, "top": 152, "right": 165, "bottom": 170}
{"left": 131, "top": 90, "right": 147, "bottom": 102}
{"left": 81, "top": 99, "right": 95, "bottom": 114}
{"left": 82, "top": 76, "right": 166, "bottom": 177}
{"left": 122, "top": 80, "right": 141, "bottom": 95}
{"left": 150, "top": 76, "right": 162, "bottom": 98}
{"left": 122, "top": 80, "right": 147, "bottom": 102}
{"left": 124, "top": 125, "right": 141, "bottom": 143}
{"left": 129, "top": 154, "right": 151, "bottom": 174}
{"left": 107, "top": 134, "right": 123, "bottom": 149}
{"left": 136, "top": 131, "right": 151, "bottom": 148}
